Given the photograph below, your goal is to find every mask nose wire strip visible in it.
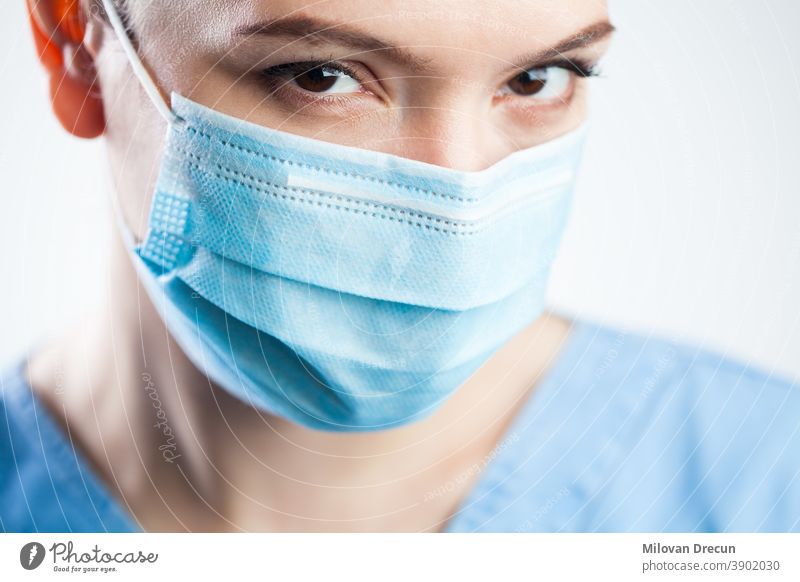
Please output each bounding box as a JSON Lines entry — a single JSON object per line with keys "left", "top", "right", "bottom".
{"left": 100, "top": 0, "right": 181, "bottom": 125}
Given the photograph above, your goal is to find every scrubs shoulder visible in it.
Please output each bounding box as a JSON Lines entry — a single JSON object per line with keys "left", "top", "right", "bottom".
{"left": 1, "top": 318, "right": 798, "bottom": 533}
{"left": 446, "top": 319, "right": 800, "bottom": 532}
{"left": 0, "top": 362, "right": 138, "bottom": 532}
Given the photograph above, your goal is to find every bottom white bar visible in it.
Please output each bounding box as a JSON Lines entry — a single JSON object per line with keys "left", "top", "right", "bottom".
{"left": 1, "top": 533, "right": 796, "bottom": 581}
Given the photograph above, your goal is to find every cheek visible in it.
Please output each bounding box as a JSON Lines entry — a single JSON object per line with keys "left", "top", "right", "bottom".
{"left": 97, "top": 50, "right": 169, "bottom": 241}
{"left": 494, "top": 80, "right": 589, "bottom": 148}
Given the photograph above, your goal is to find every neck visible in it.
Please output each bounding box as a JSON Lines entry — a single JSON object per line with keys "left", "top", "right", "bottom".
{"left": 27, "top": 228, "right": 573, "bottom": 532}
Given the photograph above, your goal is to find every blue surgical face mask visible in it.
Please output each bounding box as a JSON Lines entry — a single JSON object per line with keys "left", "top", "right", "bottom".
{"left": 102, "top": 0, "right": 588, "bottom": 431}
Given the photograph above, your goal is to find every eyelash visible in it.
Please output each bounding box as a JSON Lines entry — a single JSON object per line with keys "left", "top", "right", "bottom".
{"left": 539, "top": 58, "right": 600, "bottom": 79}
{"left": 258, "top": 57, "right": 601, "bottom": 104}
{"left": 259, "top": 59, "right": 366, "bottom": 103}
{"left": 262, "top": 61, "right": 363, "bottom": 86}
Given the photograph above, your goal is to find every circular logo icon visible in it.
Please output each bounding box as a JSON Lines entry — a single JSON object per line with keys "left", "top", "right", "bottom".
{"left": 19, "top": 542, "right": 46, "bottom": 570}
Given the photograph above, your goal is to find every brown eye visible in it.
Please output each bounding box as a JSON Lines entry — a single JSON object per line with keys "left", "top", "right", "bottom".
{"left": 503, "top": 67, "right": 572, "bottom": 100}
{"left": 291, "top": 65, "right": 361, "bottom": 94}
{"left": 507, "top": 68, "right": 548, "bottom": 96}
{"left": 294, "top": 67, "right": 339, "bottom": 92}
{"left": 262, "top": 62, "right": 363, "bottom": 95}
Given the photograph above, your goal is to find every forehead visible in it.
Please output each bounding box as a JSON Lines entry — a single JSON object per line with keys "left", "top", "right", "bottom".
{"left": 134, "top": 0, "right": 609, "bottom": 57}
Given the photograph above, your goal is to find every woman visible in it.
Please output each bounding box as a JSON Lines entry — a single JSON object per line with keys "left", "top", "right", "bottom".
{"left": 2, "top": 0, "right": 797, "bottom": 533}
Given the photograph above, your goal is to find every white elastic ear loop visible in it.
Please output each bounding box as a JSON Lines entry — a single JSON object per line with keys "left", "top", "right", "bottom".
{"left": 100, "top": 0, "right": 180, "bottom": 124}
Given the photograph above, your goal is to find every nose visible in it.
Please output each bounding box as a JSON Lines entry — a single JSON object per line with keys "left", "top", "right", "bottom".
{"left": 385, "top": 108, "right": 508, "bottom": 172}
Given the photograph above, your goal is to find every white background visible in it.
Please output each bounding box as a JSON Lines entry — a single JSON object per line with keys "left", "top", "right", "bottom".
{"left": 1, "top": 0, "right": 799, "bottom": 378}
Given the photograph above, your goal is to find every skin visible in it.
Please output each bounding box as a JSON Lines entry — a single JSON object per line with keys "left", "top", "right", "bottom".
{"left": 26, "top": 0, "right": 611, "bottom": 531}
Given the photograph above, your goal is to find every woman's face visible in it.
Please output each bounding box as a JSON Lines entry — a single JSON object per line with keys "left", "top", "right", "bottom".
{"left": 96, "top": 0, "right": 611, "bottom": 236}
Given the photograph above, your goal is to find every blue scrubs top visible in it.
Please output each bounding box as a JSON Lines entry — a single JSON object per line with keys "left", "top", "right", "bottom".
{"left": 2, "top": 319, "right": 798, "bottom": 532}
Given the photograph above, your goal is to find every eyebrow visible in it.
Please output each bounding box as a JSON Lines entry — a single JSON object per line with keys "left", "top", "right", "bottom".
{"left": 510, "top": 21, "right": 616, "bottom": 70}
{"left": 235, "top": 15, "right": 433, "bottom": 71}
{"left": 235, "top": 16, "right": 615, "bottom": 72}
